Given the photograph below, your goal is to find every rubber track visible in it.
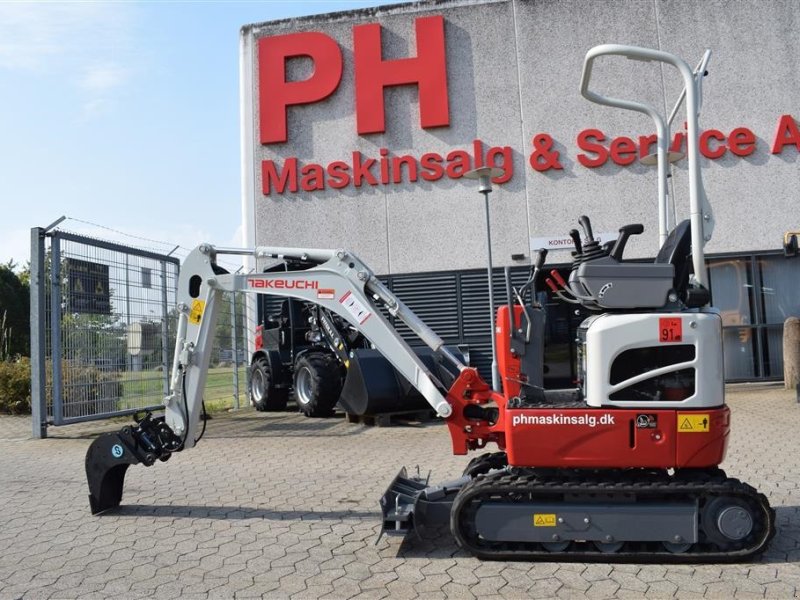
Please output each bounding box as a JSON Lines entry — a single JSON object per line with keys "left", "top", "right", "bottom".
{"left": 451, "top": 468, "right": 775, "bottom": 563}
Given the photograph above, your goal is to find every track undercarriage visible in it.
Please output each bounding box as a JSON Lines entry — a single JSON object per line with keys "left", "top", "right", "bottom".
{"left": 382, "top": 456, "right": 775, "bottom": 563}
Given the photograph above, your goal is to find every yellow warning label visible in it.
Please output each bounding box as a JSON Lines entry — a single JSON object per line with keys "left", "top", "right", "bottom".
{"left": 74, "top": 279, "right": 84, "bottom": 294}
{"left": 677, "top": 413, "right": 710, "bottom": 433}
{"left": 189, "top": 299, "right": 205, "bottom": 325}
{"left": 533, "top": 513, "right": 557, "bottom": 527}
{"left": 95, "top": 281, "right": 104, "bottom": 294}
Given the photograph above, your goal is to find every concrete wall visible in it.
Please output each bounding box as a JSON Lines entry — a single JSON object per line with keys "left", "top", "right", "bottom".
{"left": 243, "top": 0, "right": 800, "bottom": 274}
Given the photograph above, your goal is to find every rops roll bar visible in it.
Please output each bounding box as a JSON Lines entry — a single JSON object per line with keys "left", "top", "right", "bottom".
{"left": 580, "top": 44, "right": 714, "bottom": 288}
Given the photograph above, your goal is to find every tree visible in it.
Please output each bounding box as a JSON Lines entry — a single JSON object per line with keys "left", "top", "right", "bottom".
{"left": 0, "top": 263, "right": 30, "bottom": 358}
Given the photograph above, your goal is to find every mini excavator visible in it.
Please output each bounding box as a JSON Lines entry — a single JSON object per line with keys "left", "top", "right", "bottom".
{"left": 85, "top": 44, "right": 775, "bottom": 562}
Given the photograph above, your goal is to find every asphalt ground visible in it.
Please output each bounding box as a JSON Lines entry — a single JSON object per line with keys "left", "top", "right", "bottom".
{"left": 0, "top": 383, "right": 798, "bottom": 599}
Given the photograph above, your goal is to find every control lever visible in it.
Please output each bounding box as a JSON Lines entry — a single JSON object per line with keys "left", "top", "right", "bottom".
{"left": 508, "top": 249, "right": 549, "bottom": 343}
{"left": 546, "top": 277, "right": 581, "bottom": 304}
{"left": 577, "top": 215, "right": 607, "bottom": 261}
{"left": 524, "top": 248, "right": 548, "bottom": 308}
{"left": 550, "top": 269, "right": 599, "bottom": 303}
{"left": 578, "top": 215, "right": 595, "bottom": 242}
{"left": 530, "top": 248, "right": 548, "bottom": 294}
{"left": 550, "top": 269, "right": 568, "bottom": 289}
{"left": 569, "top": 229, "right": 583, "bottom": 254}
{"left": 609, "top": 223, "right": 644, "bottom": 261}
{"left": 532, "top": 248, "right": 548, "bottom": 271}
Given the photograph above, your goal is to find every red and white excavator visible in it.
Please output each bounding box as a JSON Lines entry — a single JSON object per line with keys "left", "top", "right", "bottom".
{"left": 85, "top": 44, "right": 775, "bottom": 562}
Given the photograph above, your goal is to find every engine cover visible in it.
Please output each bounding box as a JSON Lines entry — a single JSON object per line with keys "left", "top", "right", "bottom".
{"left": 579, "top": 311, "right": 724, "bottom": 409}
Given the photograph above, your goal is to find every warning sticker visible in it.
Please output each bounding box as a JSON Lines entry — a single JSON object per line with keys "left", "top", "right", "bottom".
{"left": 317, "top": 288, "right": 335, "bottom": 300}
{"left": 339, "top": 291, "right": 371, "bottom": 324}
{"left": 677, "top": 413, "right": 710, "bottom": 433}
{"left": 189, "top": 299, "right": 205, "bottom": 325}
{"left": 533, "top": 514, "right": 557, "bottom": 527}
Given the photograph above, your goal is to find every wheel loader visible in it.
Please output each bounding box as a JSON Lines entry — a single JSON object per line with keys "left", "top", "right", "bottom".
{"left": 84, "top": 44, "right": 775, "bottom": 562}
{"left": 249, "top": 290, "right": 463, "bottom": 417}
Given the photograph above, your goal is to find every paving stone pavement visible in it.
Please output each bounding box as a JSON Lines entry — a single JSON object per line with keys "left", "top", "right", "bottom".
{"left": 0, "top": 383, "right": 799, "bottom": 599}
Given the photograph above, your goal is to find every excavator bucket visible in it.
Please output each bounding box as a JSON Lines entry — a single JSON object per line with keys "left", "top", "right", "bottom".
{"left": 85, "top": 413, "right": 176, "bottom": 514}
{"left": 85, "top": 428, "right": 143, "bottom": 514}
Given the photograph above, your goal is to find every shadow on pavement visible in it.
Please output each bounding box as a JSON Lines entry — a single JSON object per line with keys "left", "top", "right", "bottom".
{"left": 111, "top": 504, "right": 379, "bottom": 521}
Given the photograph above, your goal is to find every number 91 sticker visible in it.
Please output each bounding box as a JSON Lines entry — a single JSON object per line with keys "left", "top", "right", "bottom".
{"left": 659, "top": 317, "right": 682, "bottom": 343}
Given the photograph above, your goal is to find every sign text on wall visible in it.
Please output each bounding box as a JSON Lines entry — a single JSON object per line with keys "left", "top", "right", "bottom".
{"left": 255, "top": 15, "right": 800, "bottom": 195}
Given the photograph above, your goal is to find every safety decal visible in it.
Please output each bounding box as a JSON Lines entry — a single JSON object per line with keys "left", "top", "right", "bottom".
{"left": 636, "top": 414, "right": 657, "bottom": 429}
{"left": 189, "top": 299, "right": 205, "bottom": 325}
{"left": 111, "top": 444, "right": 124, "bottom": 458}
{"left": 533, "top": 514, "right": 557, "bottom": 527}
{"left": 659, "top": 317, "right": 683, "bottom": 342}
{"left": 339, "top": 291, "right": 371, "bottom": 324}
{"left": 677, "top": 413, "right": 710, "bottom": 433}
{"left": 317, "top": 288, "right": 335, "bottom": 300}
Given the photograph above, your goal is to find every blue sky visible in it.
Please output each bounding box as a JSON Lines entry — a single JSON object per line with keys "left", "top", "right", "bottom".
{"left": 0, "top": 1, "right": 391, "bottom": 267}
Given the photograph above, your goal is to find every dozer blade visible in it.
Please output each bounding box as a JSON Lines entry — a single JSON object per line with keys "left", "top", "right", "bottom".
{"left": 379, "top": 468, "right": 428, "bottom": 538}
{"left": 378, "top": 467, "right": 469, "bottom": 542}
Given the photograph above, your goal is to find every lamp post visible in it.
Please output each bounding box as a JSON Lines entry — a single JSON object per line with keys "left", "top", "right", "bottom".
{"left": 464, "top": 166, "right": 505, "bottom": 393}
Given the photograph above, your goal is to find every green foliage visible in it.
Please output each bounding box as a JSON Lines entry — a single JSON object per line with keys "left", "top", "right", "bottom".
{"left": 44, "top": 360, "right": 122, "bottom": 417}
{"left": 0, "top": 265, "right": 30, "bottom": 357}
{"left": 60, "top": 363, "right": 122, "bottom": 412}
{"left": 0, "top": 357, "right": 31, "bottom": 414}
{"left": 60, "top": 312, "right": 127, "bottom": 368}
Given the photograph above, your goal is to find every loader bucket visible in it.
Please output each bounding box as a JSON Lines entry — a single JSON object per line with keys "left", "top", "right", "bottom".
{"left": 85, "top": 428, "right": 143, "bottom": 514}
{"left": 339, "top": 349, "right": 429, "bottom": 415}
{"left": 339, "top": 347, "right": 462, "bottom": 416}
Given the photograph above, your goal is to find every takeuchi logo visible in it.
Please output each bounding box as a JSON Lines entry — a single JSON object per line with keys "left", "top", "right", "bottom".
{"left": 247, "top": 278, "right": 319, "bottom": 290}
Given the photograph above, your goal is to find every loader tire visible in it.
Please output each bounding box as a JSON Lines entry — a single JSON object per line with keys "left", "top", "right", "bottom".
{"left": 293, "top": 352, "right": 342, "bottom": 418}
{"left": 250, "top": 356, "right": 288, "bottom": 411}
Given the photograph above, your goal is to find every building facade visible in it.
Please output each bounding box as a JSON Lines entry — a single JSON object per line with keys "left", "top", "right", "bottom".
{"left": 241, "top": 0, "right": 800, "bottom": 382}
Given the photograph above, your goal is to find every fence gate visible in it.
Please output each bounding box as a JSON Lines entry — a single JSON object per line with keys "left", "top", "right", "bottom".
{"left": 31, "top": 228, "right": 181, "bottom": 437}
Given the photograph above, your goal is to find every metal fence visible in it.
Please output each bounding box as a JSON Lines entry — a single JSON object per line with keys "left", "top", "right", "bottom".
{"left": 30, "top": 227, "right": 251, "bottom": 438}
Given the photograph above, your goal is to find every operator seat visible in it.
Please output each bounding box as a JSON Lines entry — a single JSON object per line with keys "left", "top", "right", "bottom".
{"left": 653, "top": 219, "right": 709, "bottom": 307}
{"left": 279, "top": 299, "right": 310, "bottom": 348}
{"left": 654, "top": 219, "right": 692, "bottom": 299}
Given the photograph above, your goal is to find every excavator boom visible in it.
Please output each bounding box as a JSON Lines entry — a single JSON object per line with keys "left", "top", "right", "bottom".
{"left": 86, "top": 242, "right": 474, "bottom": 513}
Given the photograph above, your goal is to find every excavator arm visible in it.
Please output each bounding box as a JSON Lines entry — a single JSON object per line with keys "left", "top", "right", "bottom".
{"left": 85, "top": 243, "right": 497, "bottom": 514}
